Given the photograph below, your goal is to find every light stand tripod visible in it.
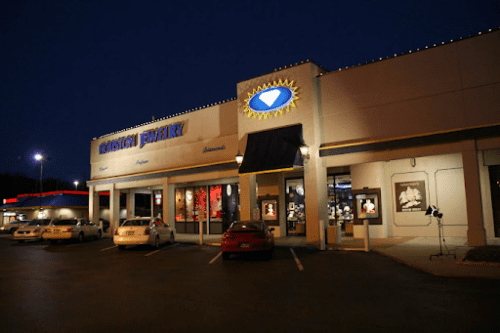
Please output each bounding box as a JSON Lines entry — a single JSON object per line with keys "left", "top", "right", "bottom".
{"left": 426, "top": 206, "right": 456, "bottom": 260}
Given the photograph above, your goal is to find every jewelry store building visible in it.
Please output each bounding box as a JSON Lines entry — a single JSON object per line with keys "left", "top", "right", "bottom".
{"left": 88, "top": 29, "right": 500, "bottom": 247}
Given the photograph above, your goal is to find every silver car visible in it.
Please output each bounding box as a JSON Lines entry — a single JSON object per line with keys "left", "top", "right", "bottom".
{"left": 13, "top": 218, "right": 52, "bottom": 242}
{"left": 43, "top": 218, "right": 102, "bottom": 244}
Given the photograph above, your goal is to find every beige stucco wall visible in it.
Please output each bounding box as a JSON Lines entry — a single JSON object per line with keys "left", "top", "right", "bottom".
{"left": 319, "top": 30, "right": 500, "bottom": 146}
{"left": 90, "top": 101, "right": 238, "bottom": 180}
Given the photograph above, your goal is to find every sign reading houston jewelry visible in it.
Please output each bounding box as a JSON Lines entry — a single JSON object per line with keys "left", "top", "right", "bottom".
{"left": 99, "top": 122, "right": 184, "bottom": 154}
{"left": 244, "top": 79, "right": 298, "bottom": 120}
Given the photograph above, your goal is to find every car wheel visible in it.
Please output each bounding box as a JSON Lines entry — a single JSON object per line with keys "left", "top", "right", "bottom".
{"left": 78, "top": 232, "right": 84, "bottom": 243}
{"left": 118, "top": 245, "right": 126, "bottom": 250}
{"left": 17, "top": 240, "right": 24, "bottom": 243}
{"left": 170, "top": 232, "right": 175, "bottom": 244}
{"left": 50, "top": 240, "right": 58, "bottom": 245}
{"left": 153, "top": 236, "right": 160, "bottom": 249}
{"left": 222, "top": 252, "right": 231, "bottom": 260}
{"left": 96, "top": 230, "right": 102, "bottom": 240}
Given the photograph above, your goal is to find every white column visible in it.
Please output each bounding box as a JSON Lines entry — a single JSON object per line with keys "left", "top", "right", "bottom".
{"left": 462, "top": 140, "right": 486, "bottom": 246}
{"left": 238, "top": 174, "right": 257, "bottom": 221}
{"left": 126, "top": 189, "right": 135, "bottom": 219}
{"left": 88, "top": 186, "right": 100, "bottom": 225}
{"left": 109, "top": 185, "right": 120, "bottom": 236}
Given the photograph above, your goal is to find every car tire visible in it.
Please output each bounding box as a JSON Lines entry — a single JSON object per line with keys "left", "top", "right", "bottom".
{"left": 222, "top": 252, "right": 231, "bottom": 260}
{"left": 170, "top": 232, "right": 175, "bottom": 244}
{"left": 78, "top": 232, "right": 84, "bottom": 243}
{"left": 96, "top": 230, "right": 102, "bottom": 240}
{"left": 17, "top": 240, "right": 24, "bottom": 243}
{"left": 118, "top": 245, "right": 126, "bottom": 250}
{"left": 153, "top": 236, "right": 160, "bottom": 249}
{"left": 50, "top": 240, "right": 57, "bottom": 245}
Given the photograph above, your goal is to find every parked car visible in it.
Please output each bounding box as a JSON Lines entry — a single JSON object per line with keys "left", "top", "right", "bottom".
{"left": 1, "top": 220, "right": 30, "bottom": 234}
{"left": 13, "top": 218, "right": 52, "bottom": 242}
{"left": 221, "top": 221, "right": 275, "bottom": 260}
{"left": 113, "top": 217, "right": 174, "bottom": 250}
{"left": 43, "top": 218, "right": 102, "bottom": 244}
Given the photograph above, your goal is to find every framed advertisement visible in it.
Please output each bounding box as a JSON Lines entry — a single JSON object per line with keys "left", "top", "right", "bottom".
{"left": 352, "top": 188, "right": 382, "bottom": 225}
{"left": 261, "top": 199, "right": 278, "bottom": 221}
{"left": 394, "top": 181, "right": 427, "bottom": 212}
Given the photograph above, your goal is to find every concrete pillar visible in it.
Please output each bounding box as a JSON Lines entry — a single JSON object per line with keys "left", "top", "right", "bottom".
{"left": 126, "top": 189, "right": 135, "bottom": 219}
{"left": 462, "top": 140, "right": 487, "bottom": 246}
{"left": 150, "top": 191, "right": 155, "bottom": 218}
{"left": 239, "top": 174, "right": 257, "bottom": 221}
{"left": 161, "top": 180, "right": 169, "bottom": 224}
{"left": 303, "top": 148, "right": 328, "bottom": 247}
{"left": 88, "top": 186, "right": 100, "bottom": 225}
{"left": 109, "top": 186, "right": 120, "bottom": 236}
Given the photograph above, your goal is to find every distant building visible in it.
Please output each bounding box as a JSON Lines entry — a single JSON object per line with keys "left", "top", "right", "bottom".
{"left": 88, "top": 29, "right": 500, "bottom": 247}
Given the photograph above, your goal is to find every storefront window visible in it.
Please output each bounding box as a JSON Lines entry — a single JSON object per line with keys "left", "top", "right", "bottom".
{"left": 327, "top": 174, "right": 353, "bottom": 229}
{"left": 210, "top": 185, "right": 222, "bottom": 221}
{"left": 285, "top": 178, "right": 306, "bottom": 235}
{"left": 175, "top": 188, "right": 186, "bottom": 222}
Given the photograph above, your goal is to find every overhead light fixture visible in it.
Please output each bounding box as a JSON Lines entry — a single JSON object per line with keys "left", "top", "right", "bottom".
{"left": 235, "top": 150, "right": 244, "bottom": 166}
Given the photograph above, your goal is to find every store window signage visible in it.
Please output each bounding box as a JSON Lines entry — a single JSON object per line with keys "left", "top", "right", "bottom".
{"left": 244, "top": 79, "right": 298, "bottom": 120}
{"left": 203, "top": 145, "right": 226, "bottom": 153}
{"left": 99, "top": 122, "right": 185, "bottom": 154}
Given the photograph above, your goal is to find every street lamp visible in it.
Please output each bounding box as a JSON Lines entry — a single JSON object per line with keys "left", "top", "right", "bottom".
{"left": 74, "top": 180, "right": 79, "bottom": 191}
{"left": 34, "top": 153, "right": 44, "bottom": 217}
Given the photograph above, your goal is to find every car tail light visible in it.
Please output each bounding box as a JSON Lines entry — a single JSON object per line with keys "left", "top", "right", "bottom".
{"left": 223, "top": 233, "right": 235, "bottom": 239}
{"left": 144, "top": 228, "right": 150, "bottom": 235}
{"left": 65, "top": 228, "right": 73, "bottom": 232}
{"left": 114, "top": 229, "right": 119, "bottom": 235}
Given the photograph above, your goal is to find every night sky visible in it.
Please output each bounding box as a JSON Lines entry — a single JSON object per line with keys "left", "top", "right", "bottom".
{"left": 1, "top": 0, "right": 498, "bottom": 184}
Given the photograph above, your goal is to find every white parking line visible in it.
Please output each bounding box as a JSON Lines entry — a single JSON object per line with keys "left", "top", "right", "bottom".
{"left": 290, "top": 248, "right": 304, "bottom": 271}
{"left": 100, "top": 245, "right": 118, "bottom": 251}
{"left": 144, "top": 243, "right": 179, "bottom": 257}
{"left": 209, "top": 252, "right": 222, "bottom": 264}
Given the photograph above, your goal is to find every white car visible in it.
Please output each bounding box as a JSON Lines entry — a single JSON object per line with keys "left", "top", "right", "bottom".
{"left": 43, "top": 218, "right": 102, "bottom": 244}
{"left": 13, "top": 218, "right": 52, "bottom": 242}
{"left": 113, "top": 217, "right": 174, "bottom": 250}
{"left": 1, "top": 220, "right": 30, "bottom": 234}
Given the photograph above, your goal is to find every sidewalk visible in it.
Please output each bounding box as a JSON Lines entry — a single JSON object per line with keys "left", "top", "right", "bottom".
{"left": 175, "top": 233, "right": 500, "bottom": 279}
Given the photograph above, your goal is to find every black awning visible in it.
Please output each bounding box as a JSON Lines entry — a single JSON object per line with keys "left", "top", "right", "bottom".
{"left": 239, "top": 124, "right": 303, "bottom": 174}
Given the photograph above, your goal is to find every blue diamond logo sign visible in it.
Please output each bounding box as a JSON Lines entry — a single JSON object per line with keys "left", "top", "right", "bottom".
{"left": 248, "top": 86, "right": 294, "bottom": 113}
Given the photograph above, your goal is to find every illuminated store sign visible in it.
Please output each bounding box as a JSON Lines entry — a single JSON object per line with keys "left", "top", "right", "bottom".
{"left": 99, "top": 122, "right": 184, "bottom": 154}
{"left": 244, "top": 79, "right": 298, "bottom": 120}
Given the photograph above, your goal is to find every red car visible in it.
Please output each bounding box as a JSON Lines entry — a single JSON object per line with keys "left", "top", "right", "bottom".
{"left": 221, "top": 221, "right": 275, "bottom": 260}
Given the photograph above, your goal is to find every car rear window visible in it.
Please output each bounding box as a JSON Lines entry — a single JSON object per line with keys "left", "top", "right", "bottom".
{"left": 28, "top": 219, "right": 51, "bottom": 226}
{"left": 122, "top": 219, "right": 150, "bottom": 226}
{"left": 228, "top": 223, "right": 262, "bottom": 231}
{"left": 52, "top": 219, "right": 79, "bottom": 226}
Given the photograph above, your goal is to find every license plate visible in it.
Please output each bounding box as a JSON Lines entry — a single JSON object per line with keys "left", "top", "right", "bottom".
{"left": 126, "top": 231, "right": 134, "bottom": 236}
{"left": 240, "top": 243, "right": 250, "bottom": 248}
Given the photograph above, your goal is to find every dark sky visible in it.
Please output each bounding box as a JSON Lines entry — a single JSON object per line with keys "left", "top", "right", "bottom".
{"left": 1, "top": 0, "right": 499, "bottom": 184}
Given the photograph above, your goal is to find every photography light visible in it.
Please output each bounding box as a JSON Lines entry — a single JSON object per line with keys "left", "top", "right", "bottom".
{"left": 425, "top": 205, "right": 443, "bottom": 219}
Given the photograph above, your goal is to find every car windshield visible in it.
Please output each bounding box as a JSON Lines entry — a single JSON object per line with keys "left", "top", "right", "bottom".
{"left": 122, "top": 219, "right": 150, "bottom": 227}
{"left": 228, "top": 222, "right": 262, "bottom": 231}
{"left": 28, "top": 219, "right": 51, "bottom": 226}
{"left": 52, "top": 219, "right": 79, "bottom": 226}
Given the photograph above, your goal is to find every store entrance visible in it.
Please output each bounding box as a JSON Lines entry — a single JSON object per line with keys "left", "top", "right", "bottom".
{"left": 489, "top": 165, "right": 500, "bottom": 237}
{"left": 285, "top": 178, "right": 306, "bottom": 236}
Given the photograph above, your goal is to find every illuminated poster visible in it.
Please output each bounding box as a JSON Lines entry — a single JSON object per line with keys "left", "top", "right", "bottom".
{"left": 262, "top": 199, "right": 278, "bottom": 221}
{"left": 395, "top": 181, "right": 427, "bottom": 212}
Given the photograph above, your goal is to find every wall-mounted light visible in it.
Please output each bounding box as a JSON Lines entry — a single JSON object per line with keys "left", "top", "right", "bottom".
{"left": 410, "top": 158, "right": 416, "bottom": 167}
{"left": 299, "top": 144, "right": 310, "bottom": 162}
{"left": 235, "top": 150, "right": 244, "bottom": 166}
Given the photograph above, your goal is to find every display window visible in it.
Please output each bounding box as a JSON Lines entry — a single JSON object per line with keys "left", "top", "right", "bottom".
{"left": 285, "top": 178, "right": 306, "bottom": 235}
{"left": 327, "top": 174, "right": 353, "bottom": 229}
{"left": 210, "top": 185, "right": 222, "bottom": 221}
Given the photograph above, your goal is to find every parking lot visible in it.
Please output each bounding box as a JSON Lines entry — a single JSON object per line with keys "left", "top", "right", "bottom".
{"left": 1, "top": 235, "right": 500, "bottom": 333}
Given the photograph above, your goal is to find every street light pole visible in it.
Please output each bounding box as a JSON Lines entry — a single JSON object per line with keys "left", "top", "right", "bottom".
{"left": 34, "top": 154, "right": 44, "bottom": 217}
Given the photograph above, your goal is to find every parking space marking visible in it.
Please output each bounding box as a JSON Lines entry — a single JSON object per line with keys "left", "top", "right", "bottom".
{"left": 209, "top": 251, "right": 222, "bottom": 264}
{"left": 65, "top": 243, "right": 80, "bottom": 247}
{"left": 290, "top": 248, "right": 304, "bottom": 271}
{"left": 100, "top": 245, "right": 118, "bottom": 251}
{"left": 144, "top": 243, "right": 179, "bottom": 257}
